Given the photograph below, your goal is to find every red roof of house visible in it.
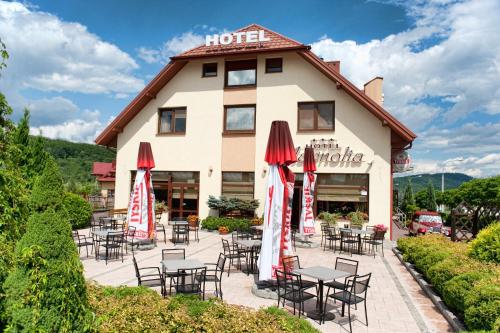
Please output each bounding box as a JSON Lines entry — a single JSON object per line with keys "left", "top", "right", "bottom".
{"left": 95, "top": 24, "right": 416, "bottom": 148}
{"left": 92, "top": 162, "right": 116, "bottom": 177}
{"left": 172, "top": 24, "right": 308, "bottom": 60}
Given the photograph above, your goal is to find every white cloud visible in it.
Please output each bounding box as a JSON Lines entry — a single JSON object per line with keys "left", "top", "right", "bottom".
{"left": 0, "top": 1, "right": 144, "bottom": 95}
{"left": 30, "top": 118, "right": 104, "bottom": 143}
{"left": 137, "top": 31, "right": 205, "bottom": 64}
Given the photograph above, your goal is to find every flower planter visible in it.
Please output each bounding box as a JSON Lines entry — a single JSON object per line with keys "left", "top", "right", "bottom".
{"left": 219, "top": 230, "right": 229, "bottom": 235}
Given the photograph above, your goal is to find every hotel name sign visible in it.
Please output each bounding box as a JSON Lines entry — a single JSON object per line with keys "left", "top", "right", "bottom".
{"left": 205, "top": 30, "right": 270, "bottom": 46}
{"left": 295, "top": 138, "right": 364, "bottom": 165}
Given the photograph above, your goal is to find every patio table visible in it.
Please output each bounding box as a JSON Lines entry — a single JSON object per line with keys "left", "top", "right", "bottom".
{"left": 339, "top": 228, "right": 373, "bottom": 254}
{"left": 161, "top": 259, "right": 204, "bottom": 272}
{"left": 293, "top": 266, "right": 351, "bottom": 323}
{"left": 234, "top": 239, "right": 261, "bottom": 275}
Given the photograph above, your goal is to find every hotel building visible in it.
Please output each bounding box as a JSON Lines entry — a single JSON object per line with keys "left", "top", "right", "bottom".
{"left": 95, "top": 24, "right": 416, "bottom": 238}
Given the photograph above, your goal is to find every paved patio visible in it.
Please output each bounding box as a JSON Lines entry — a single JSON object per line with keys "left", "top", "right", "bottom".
{"left": 80, "top": 225, "right": 453, "bottom": 333}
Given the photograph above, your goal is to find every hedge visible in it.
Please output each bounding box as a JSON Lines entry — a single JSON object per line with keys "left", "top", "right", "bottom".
{"left": 63, "top": 192, "right": 93, "bottom": 229}
{"left": 201, "top": 216, "right": 252, "bottom": 232}
{"left": 397, "top": 235, "right": 499, "bottom": 331}
{"left": 469, "top": 222, "right": 500, "bottom": 264}
{"left": 88, "top": 284, "right": 320, "bottom": 333}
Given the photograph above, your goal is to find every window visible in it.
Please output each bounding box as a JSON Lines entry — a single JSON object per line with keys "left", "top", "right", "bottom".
{"left": 298, "top": 102, "right": 335, "bottom": 131}
{"left": 265, "top": 58, "right": 282, "bottom": 73}
{"left": 158, "top": 107, "right": 186, "bottom": 134}
{"left": 224, "top": 105, "right": 256, "bottom": 133}
{"left": 225, "top": 59, "right": 257, "bottom": 87}
{"left": 316, "top": 173, "right": 368, "bottom": 215}
{"left": 202, "top": 63, "right": 217, "bottom": 77}
{"left": 222, "top": 172, "right": 255, "bottom": 200}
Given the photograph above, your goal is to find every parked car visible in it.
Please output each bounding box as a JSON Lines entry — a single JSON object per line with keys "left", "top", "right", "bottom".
{"left": 408, "top": 211, "right": 449, "bottom": 236}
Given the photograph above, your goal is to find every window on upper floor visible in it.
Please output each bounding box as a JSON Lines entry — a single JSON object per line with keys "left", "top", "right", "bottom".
{"left": 202, "top": 63, "right": 218, "bottom": 77}
{"left": 221, "top": 172, "right": 255, "bottom": 200}
{"left": 298, "top": 101, "right": 335, "bottom": 131}
{"left": 225, "top": 59, "right": 257, "bottom": 87}
{"left": 265, "top": 58, "right": 283, "bottom": 73}
{"left": 224, "top": 105, "right": 256, "bottom": 134}
{"left": 158, "top": 107, "right": 186, "bottom": 134}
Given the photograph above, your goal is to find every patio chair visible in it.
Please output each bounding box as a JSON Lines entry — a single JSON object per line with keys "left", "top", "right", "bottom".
{"left": 340, "top": 229, "right": 358, "bottom": 256}
{"left": 89, "top": 216, "right": 101, "bottom": 236}
{"left": 320, "top": 223, "right": 329, "bottom": 247}
{"left": 243, "top": 243, "right": 261, "bottom": 275}
{"left": 173, "top": 267, "right": 207, "bottom": 300}
{"left": 123, "top": 226, "right": 138, "bottom": 253}
{"left": 204, "top": 253, "right": 226, "bottom": 299}
{"left": 281, "top": 256, "right": 318, "bottom": 293}
{"left": 363, "top": 230, "right": 386, "bottom": 258}
{"left": 323, "top": 257, "right": 359, "bottom": 301}
{"left": 132, "top": 256, "right": 165, "bottom": 296}
{"left": 324, "top": 227, "right": 341, "bottom": 252}
{"left": 173, "top": 224, "right": 189, "bottom": 244}
{"left": 72, "top": 230, "right": 93, "bottom": 257}
{"left": 155, "top": 223, "right": 167, "bottom": 244}
{"left": 101, "top": 231, "right": 124, "bottom": 265}
{"left": 189, "top": 218, "right": 200, "bottom": 242}
{"left": 275, "top": 269, "right": 317, "bottom": 318}
{"left": 221, "top": 239, "right": 244, "bottom": 276}
{"left": 362, "top": 226, "right": 376, "bottom": 241}
{"left": 162, "top": 248, "right": 186, "bottom": 295}
{"left": 323, "top": 273, "right": 372, "bottom": 332}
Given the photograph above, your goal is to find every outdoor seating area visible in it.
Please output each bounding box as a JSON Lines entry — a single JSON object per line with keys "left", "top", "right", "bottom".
{"left": 78, "top": 223, "right": 450, "bottom": 333}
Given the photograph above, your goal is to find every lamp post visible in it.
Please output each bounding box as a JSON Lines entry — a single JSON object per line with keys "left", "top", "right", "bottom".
{"left": 440, "top": 157, "right": 464, "bottom": 211}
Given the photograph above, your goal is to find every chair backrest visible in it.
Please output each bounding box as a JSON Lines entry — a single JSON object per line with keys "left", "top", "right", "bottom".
{"left": 216, "top": 253, "right": 226, "bottom": 272}
{"left": 347, "top": 272, "right": 372, "bottom": 296}
{"left": 351, "top": 224, "right": 362, "bottom": 230}
{"left": 275, "top": 269, "right": 288, "bottom": 296}
{"left": 107, "top": 231, "right": 124, "bottom": 243}
{"left": 340, "top": 228, "right": 355, "bottom": 239}
{"left": 221, "top": 239, "right": 231, "bottom": 254}
{"left": 282, "top": 255, "right": 300, "bottom": 272}
{"left": 172, "top": 217, "right": 186, "bottom": 222}
{"left": 335, "top": 257, "right": 359, "bottom": 276}
{"left": 176, "top": 267, "right": 206, "bottom": 293}
{"left": 126, "top": 226, "right": 136, "bottom": 237}
{"left": 162, "top": 248, "right": 185, "bottom": 260}
{"left": 320, "top": 223, "right": 328, "bottom": 233}
{"left": 132, "top": 256, "right": 140, "bottom": 278}
{"left": 373, "top": 230, "right": 386, "bottom": 240}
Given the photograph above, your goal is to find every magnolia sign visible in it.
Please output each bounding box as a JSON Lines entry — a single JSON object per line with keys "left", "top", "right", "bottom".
{"left": 295, "top": 138, "right": 364, "bottom": 164}
{"left": 205, "top": 30, "right": 270, "bottom": 46}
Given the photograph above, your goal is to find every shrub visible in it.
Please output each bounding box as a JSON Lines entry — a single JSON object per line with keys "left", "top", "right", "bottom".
{"left": 469, "top": 221, "right": 500, "bottom": 263}
{"left": 88, "top": 284, "right": 320, "bottom": 333}
{"left": 207, "top": 195, "right": 259, "bottom": 216}
{"left": 442, "top": 271, "right": 493, "bottom": 314}
{"left": 63, "top": 192, "right": 93, "bottom": 229}
{"left": 30, "top": 158, "right": 65, "bottom": 212}
{"left": 201, "top": 216, "right": 252, "bottom": 232}
{"left": 464, "top": 274, "right": 500, "bottom": 331}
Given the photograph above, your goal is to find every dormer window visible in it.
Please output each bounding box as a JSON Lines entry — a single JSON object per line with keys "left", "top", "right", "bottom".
{"left": 225, "top": 59, "right": 257, "bottom": 87}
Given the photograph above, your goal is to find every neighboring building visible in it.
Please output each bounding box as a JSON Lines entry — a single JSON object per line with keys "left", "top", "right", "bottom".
{"left": 95, "top": 24, "right": 416, "bottom": 238}
{"left": 92, "top": 161, "right": 116, "bottom": 199}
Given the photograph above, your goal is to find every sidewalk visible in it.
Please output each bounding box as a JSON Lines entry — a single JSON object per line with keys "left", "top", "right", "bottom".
{"left": 81, "top": 227, "right": 453, "bottom": 333}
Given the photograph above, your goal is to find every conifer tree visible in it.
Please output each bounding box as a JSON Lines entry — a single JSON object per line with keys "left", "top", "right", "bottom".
{"left": 426, "top": 180, "right": 438, "bottom": 211}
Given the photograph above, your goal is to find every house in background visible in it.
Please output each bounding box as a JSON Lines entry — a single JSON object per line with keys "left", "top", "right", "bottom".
{"left": 92, "top": 161, "right": 116, "bottom": 200}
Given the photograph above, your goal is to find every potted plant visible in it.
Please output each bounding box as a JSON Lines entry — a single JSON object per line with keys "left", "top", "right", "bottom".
{"left": 347, "top": 211, "right": 367, "bottom": 229}
{"left": 373, "top": 224, "right": 388, "bottom": 233}
{"left": 251, "top": 217, "right": 264, "bottom": 226}
{"left": 218, "top": 225, "right": 229, "bottom": 235}
{"left": 187, "top": 215, "right": 198, "bottom": 227}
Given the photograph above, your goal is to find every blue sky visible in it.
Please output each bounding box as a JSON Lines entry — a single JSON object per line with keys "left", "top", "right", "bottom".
{"left": 0, "top": 0, "right": 499, "bottom": 177}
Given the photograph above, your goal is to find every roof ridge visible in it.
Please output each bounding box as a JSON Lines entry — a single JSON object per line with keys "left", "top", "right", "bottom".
{"left": 242, "top": 23, "right": 304, "bottom": 47}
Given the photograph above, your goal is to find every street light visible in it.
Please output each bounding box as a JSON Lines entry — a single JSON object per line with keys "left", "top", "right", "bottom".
{"left": 440, "top": 157, "right": 464, "bottom": 212}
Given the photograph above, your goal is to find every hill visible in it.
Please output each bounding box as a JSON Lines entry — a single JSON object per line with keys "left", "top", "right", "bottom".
{"left": 40, "top": 137, "right": 116, "bottom": 184}
{"left": 393, "top": 173, "right": 473, "bottom": 194}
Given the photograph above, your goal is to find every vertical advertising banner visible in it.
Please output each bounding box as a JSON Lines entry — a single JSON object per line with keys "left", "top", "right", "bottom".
{"left": 127, "top": 169, "right": 156, "bottom": 240}
{"left": 299, "top": 172, "right": 316, "bottom": 235}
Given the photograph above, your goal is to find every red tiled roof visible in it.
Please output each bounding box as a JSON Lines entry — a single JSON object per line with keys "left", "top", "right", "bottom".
{"left": 171, "top": 24, "right": 308, "bottom": 60}
{"left": 97, "top": 176, "right": 115, "bottom": 182}
{"left": 92, "top": 162, "right": 116, "bottom": 177}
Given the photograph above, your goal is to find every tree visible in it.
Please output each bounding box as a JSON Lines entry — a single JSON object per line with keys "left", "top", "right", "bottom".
{"left": 426, "top": 180, "right": 438, "bottom": 211}
{"left": 401, "top": 179, "right": 417, "bottom": 215}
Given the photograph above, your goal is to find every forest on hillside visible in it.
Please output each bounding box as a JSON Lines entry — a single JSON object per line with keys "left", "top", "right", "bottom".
{"left": 393, "top": 173, "right": 473, "bottom": 194}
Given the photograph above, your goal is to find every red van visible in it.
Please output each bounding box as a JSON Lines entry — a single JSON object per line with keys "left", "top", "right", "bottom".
{"left": 409, "top": 211, "right": 447, "bottom": 235}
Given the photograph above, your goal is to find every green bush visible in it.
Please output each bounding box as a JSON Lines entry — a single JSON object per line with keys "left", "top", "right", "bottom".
{"left": 88, "top": 284, "right": 320, "bottom": 333}
{"left": 469, "top": 222, "right": 500, "bottom": 263}
{"left": 398, "top": 235, "right": 500, "bottom": 331}
{"left": 30, "top": 158, "right": 65, "bottom": 212}
{"left": 207, "top": 195, "right": 259, "bottom": 216}
{"left": 63, "top": 192, "right": 93, "bottom": 229}
{"left": 201, "top": 216, "right": 252, "bottom": 232}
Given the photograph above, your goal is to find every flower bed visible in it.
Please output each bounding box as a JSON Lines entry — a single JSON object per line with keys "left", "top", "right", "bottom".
{"left": 397, "top": 232, "right": 500, "bottom": 332}
{"left": 88, "top": 284, "right": 319, "bottom": 333}
{"left": 201, "top": 216, "right": 252, "bottom": 232}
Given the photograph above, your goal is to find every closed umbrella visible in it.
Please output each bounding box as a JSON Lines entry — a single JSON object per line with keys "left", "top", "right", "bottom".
{"left": 127, "top": 142, "right": 156, "bottom": 240}
{"left": 299, "top": 146, "right": 317, "bottom": 237}
{"left": 258, "top": 121, "right": 297, "bottom": 281}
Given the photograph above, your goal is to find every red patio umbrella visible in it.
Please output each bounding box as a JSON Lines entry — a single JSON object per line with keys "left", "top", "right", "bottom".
{"left": 299, "top": 146, "right": 317, "bottom": 236}
{"left": 127, "top": 142, "right": 156, "bottom": 240}
{"left": 258, "top": 121, "right": 297, "bottom": 281}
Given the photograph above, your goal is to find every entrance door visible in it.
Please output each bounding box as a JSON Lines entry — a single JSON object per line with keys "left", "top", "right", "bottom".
{"left": 169, "top": 183, "right": 199, "bottom": 218}
{"left": 291, "top": 184, "right": 303, "bottom": 230}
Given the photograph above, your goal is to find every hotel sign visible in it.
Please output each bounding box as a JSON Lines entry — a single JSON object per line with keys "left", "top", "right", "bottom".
{"left": 205, "top": 30, "right": 270, "bottom": 46}
{"left": 392, "top": 150, "right": 412, "bottom": 173}
{"left": 295, "top": 138, "right": 364, "bottom": 164}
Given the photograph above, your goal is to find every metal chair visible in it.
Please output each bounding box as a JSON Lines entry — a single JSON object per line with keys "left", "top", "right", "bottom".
{"left": 123, "top": 226, "right": 138, "bottom": 253}
{"left": 156, "top": 224, "right": 167, "bottom": 244}
{"left": 323, "top": 273, "right": 372, "bottom": 332}
{"left": 324, "top": 227, "right": 341, "bottom": 252}
{"left": 173, "top": 267, "right": 207, "bottom": 300}
{"left": 132, "top": 256, "right": 165, "bottom": 296}
{"left": 162, "top": 248, "right": 185, "bottom": 295}
{"left": 72, "top": 230, "right": 93, "bottom": 257}
{"left": 189, "top": 218, "right": 200, "bottom": 242}
{"left": 320, "top": 223, "right": 329, "bottom": 247}
{"left": 323, "top": 257, "right": 359, "bottom": 298}
{"left": 173, "top": 224, "right": 189, "bottom": 244}
{"left": 363, "top": 230, "right": 386, "bottom": 257}
{"left": 101, "top": 231, "right": 124, "bottom": 265}
{"left": 204, "top": 253, "right": 226, "bottom": 299}
{"left": 275, "top": 269, "right": 317, "bottom": 318}
{"left": 221, "top": 239, "right": 244, "bottom": 276}
{"left": 340, "top": 229, "right": 358, "bottom": 256}
{"left": 281, "top": 256, "right": 318, "bottom": 292}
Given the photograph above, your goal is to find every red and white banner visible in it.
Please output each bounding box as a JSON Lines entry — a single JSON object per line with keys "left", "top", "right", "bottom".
{"left": 299, "top": 172, "right": 316, "bottom": 235}
{"left": 258, "top": 165, "right": 295, "bottom": 281}
{"left": 127, "top": 169, "right": 156, "bottom": 240}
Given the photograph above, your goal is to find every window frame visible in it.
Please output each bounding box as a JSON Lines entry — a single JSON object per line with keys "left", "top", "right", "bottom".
{"left": 223, "top": 104, "right": 256, "bottom": 135}
{"left": 157, "top": 107, "right": 187, "bottom": 135}
{"left": 297, "top": 101, "right": 335, "bottom": 132}
{"left": 224, "top": 59, "right": 257, "bottom": 88}
{"left": 221, "top": 171, "right": 255, "bottom": 200}
{"left": 265, "top": 58, "right": 283, "bottom": 73}
{"left": 202, "top": 63, "right": 218, "bottom": 77}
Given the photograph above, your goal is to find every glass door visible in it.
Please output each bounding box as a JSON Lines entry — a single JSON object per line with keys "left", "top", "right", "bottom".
{"left": 168, "top": 183, "right": 199, "bottom": 219}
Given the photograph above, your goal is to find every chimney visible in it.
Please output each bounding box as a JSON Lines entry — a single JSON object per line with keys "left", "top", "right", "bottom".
{"left": 325, "top": 60, "right": 340, "bottom": 73}
{"left": 364, "top": 77, "right": 384, "bottom": 106}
